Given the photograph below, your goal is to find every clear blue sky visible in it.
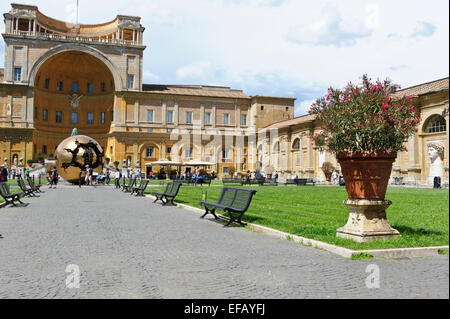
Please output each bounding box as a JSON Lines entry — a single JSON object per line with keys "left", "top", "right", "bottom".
{"left": 1, "top": 0, "right": 448, "bottom": 116}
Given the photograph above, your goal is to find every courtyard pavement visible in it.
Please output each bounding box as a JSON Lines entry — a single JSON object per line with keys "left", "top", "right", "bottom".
{"left": 0, "top": 184, "right": 448, "bottom": 299}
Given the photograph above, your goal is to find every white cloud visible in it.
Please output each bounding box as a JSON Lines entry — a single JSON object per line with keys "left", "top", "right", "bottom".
{"left": 296, "top": 99, "right": 316, "bottom": 116}
{"left": 143, "top": 71, "right": 160, "bottom": 83}
{"left": 176, "top": 61, "right": 212, "bottom": 81}
{"left": 411, "top": 21, "right": 436, "bottom": 37}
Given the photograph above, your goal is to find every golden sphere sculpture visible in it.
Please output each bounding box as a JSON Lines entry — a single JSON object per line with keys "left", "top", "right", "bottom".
{"left": 55, "top": 135, "right": 104, "bottom": 184}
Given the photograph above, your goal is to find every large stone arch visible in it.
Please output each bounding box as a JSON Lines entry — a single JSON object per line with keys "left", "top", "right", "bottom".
{"left": 28, "top": 44, "right": 123, "bottom": 91}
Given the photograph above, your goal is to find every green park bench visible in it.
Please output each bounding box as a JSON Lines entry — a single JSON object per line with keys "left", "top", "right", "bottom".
{"left": 18, "top": 178, "right": 37, "bottom": 197}
{"left": 152, "top": 182, "right": 182, "bottom": 206}
{"left": 0, "top": 182, "right": 26, "bottom": 207}
{"left": 121, "top": 177, "right": 137, "bottom": 192}
{"left": 222, "top": 178, "right": 244, "bottom": 186}
{"left": 27, "top": 177, "right": 43, "bottom": 193}
{"left": 131, "top": 179, "right": 149, "bottom": 196}
{"left": 199, "top": 187, "right": 257, "bottom": 227}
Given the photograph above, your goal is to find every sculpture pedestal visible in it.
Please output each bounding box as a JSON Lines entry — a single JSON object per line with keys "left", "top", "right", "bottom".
{"left": 336, "top": 199, "right": 400, "bottom": 243}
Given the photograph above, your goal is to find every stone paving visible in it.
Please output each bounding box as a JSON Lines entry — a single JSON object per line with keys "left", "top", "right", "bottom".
{"left": 0, "top": 184, "right": 448, "bottom": 299}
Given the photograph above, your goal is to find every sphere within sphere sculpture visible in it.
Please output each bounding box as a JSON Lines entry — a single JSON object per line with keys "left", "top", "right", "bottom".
{"left": 55, "top": 135, "right": 104, "bottom": 184}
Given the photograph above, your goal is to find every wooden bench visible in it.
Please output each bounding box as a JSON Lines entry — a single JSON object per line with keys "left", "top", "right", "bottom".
{"left": 0, "top": 182, "right": 25, "bottom": 207}
{"left": 121, "top": 177, "right": 137, "bottom": 192}
{"left": 199, "top": 187, "right": 257, "bottom": 226}
{"left": 196, "top": 177, "right": 212, "bottom": 186}
{"left": 131, "top": 179, "right": 149, "bottom": 196}
{"left": 18, "top": 178, "right": 37, "bottom": 197}
{"left": 151, "top": 182, "right": 182, "bottom": 206}
{"left": 284, "top": 178, "right": 315, "bottom": 186}
{"left": 27, "top": 177, "right": 43, "bottom": 193}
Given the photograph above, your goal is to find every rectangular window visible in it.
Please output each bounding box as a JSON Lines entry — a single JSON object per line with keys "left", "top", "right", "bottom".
{"left": 101, "top": 112, "right": 105, "bottom": 124}
{"left": 56, "top": 111, "right": 62, "bottom": 123}
{"left": 127, "top": 75, "right": 134, "bottom": 89}
{"left": 56, "top": 81, "right": 63, "bottom": 91}
{"left": 14, "top": 67, "right": 21, "bottom": 81}
{"left": 147, "top": 110, "right": 154, "bottom": 122}
{"left": 42, "top": 145, "right": 47, "bottom": 154}
{"left": 88, "top": 83, "right": 93, "bottom": 93}
{"left": 222, "top": 166, "right": 228, "bottom": 174}
{"left": 167, "top": 147, "right": 172, "bottom": 154}
{"left": 146, "top": 147, "right": 154, "bottom": 158}
{"left": 223, "top": 113, "right": 229, "bottom": 125}
{"left": 44, "top": 78, "right": 50, "bottom": 89}
{"left": 241, "top": 114, "right": 247, "bottom": 126}
{"left": 87, "top": 112, "right": 94, "bottom": 124}
{"left": 147, "top": 128, "right": 153, "bottom": 132}
{"left": 185, "top": 147, "right": 192, "bottom": 159}
{"left": 71, "top": 112, "right": 78, "bottom": 124}
{"left": 43, "top": 109, "right": 48, "bottom": 121}
{"left": 111, "top": 110, "right": 114, "bottom": 121}
{"left": 205, "top": 112, "right": 211, "bottom": 125}
{"left": 167, "top": 110, "right": 173, "bottom": 123}
{"left": 186, "top": 111, "right": 192, "bottom": 124}
{"left": 222, "top": 149, "right": 229, "bottom": 159}
{"left": 101, "top": 82, "right": 106, "bottom": 92}
{"left": 72, "top": 81, "right": 79, "bottom": 93}
{"left": 34, "top": 107, "right": 38, "bottom": 119}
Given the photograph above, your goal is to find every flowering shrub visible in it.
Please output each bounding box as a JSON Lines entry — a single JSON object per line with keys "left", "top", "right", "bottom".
{"left": 309, "top": 75, "right": 421, "bottom": 153}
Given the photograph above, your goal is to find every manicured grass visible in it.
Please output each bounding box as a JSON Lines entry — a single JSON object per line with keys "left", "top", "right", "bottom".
{"left": 6, "top": 178, "right": 49, "bottom": 186}
{"left": 145, "top": 185, "right": 449, "bottom": 250}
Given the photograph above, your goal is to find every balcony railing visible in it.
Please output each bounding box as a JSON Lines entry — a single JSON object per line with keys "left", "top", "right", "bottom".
{"left": 6, "top": 30, "right": 143, "bottom": 47}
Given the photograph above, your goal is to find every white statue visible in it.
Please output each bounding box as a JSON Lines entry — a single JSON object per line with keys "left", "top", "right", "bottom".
{"left": 427, "top": 141, "right": 444, "bottom": 185}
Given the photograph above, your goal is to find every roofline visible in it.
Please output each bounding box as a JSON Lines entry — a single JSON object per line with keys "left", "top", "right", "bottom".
{"left": 251, "top": 95, "right": 296, "bottom": 100}
{"left": 263, "top": 114, "right": 316, "bottom": 129}
{"left": 395, "top": 76, "right": 449, "bottom": 93}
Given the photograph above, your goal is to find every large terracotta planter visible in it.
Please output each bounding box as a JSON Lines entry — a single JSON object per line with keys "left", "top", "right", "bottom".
{"left": 336, "top": 151, "right": 397, "bottom": 200}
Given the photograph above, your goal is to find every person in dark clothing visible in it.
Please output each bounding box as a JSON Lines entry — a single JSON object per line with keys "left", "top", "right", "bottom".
{"left": 0, "top": 165, "right": 8, "bottom": 182}
{"left": 50, "top": 167, "right": 59, "bottom": 188}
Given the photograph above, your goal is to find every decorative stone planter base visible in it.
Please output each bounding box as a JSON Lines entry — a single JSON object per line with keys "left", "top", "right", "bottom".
{"left": 336, "top": 199, "right": 400, "bottom": 243}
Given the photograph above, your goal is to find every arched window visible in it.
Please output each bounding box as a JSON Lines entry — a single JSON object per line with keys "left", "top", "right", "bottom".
{"left": 292, "top": 138, "right": 300, "bottom": 151}
{"left": 424, "top": 115, "right": 446, "bottom": 133}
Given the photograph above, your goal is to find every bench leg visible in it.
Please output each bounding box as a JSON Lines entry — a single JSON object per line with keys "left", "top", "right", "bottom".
{"left": 200, "top": 207, "right": 218, "bottom": 219}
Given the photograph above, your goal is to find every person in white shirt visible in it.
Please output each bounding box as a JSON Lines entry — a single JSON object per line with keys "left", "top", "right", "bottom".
{"left": 114, "top": 170, "right": 121, "bottom": 188}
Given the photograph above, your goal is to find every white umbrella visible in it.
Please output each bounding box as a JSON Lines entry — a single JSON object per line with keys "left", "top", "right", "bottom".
{"left": 148, "top": 159, "right": 182, "bottom": 166}
{"left": 181, "top": 159, "right": 215, "bottom": 166}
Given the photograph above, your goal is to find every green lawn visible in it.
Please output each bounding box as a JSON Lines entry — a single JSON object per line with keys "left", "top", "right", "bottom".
{"left": 144, "top": 185, "right": 449, "bottom": 250}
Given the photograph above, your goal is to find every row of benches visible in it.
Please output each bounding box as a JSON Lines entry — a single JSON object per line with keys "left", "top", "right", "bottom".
{"left": 0, "top": 177, "right": 44, "bottom": 207}
{"left": 118, "top": 177, "right": 150, "bottom": 196}
{"left": 222, "top": 178, "right": 278, "bottom": 186}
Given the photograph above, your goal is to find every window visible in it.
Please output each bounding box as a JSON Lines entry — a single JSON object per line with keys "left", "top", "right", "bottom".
{"left": 222, "top": 148, "right": 229, "bottom": 159}
{"left": 167, "top": 110, "right": 173, "bottom": 123}
{"left": 43, "top": 109, "right": 48, "bottom": 121}
{"left": 167, "top": 147, "right": 172, "bottom": 154}
{"left": 88, "top": 83, "right": 93, "bottom": 93}
{"left": 111, "top": 80, "right": 115, "bottom": 91}
{"left": 42, "top": 145, "right": 47, "bottom": 154}
{"left": 101, "top": 112, "right": 105, "bottom": 124}
{"left": 167, "top": 128, "right": 172, "bottom": 133}
{"left": 241, "top": 114, "right": 247, "bottom": 126}
{"left": 44, "top": 78, "right": 50, "bottom": 89}
{"left": 146, "top": 147, "right": 154, "bottom": 158}
{"left": 56, "top": 81, "right": 63, "bottom": 91}
{"left": 72, "top": 81, "right": 79, "bottom": 93}
{"left": 223, "top": 113, "right": 229, "bottom": 125}
{"left": 274, "top": 141, "right": 280, "bottom": 152}
{"left": 87, "top": 112, "right": 94, "bottom": 124}
{"left": 111, "top": 110, "right": 114, "bottom": 121}
{"left": 292, "top": 138, "right": 300, "bottom": 150}
{"left": 147, "top": 110, "right": 154, "bottom": 122}
{"left": 34, "top": 107, "right": 38, "bottom": 119}
{"left": 101, "top": 82, "right": 106, "bottom": 92}
{"left": 127, "top": 75, "right": 134, "bottom": 89}
{"left": 14, "top": 67, "right": 21, "bottom": 81}
{"left": 425, "top": 115, "right": 446, "bottom": 133}
{"left": 186, "top": 111, "right": 192, "bottom": 124}
{"left": 222, "top": 166, "right": 228, "bottom": 174}
{"left": 286, "top": 107, "right": 289, "bottom": 112}
{"left": 71, "top": 112, "right": 78, "bottom": 124}
{"left": 185, "top": 147, "right": 192, "bottom": 159}
{"left": 55, "top": 111, "right": 62, "bottom": 123}
{"left": 205, "top": 112, "right": 211, "bottom": 125}
{"left": 147, "top": 128, "right": 153, "bottom": 132}
{"left": 261, "top": 105, "right": 264, "bottom": 111}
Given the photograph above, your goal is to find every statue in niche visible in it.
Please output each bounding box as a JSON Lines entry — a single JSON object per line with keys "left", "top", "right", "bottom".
{"left": 427, "top": 141, "right": 444, "bottom": 185}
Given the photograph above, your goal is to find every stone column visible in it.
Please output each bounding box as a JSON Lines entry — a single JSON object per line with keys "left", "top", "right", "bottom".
{"left": 212, "top": 102, "right": 216, "bottom": 127}
{"left": 236, "top": 102, "right": 241, "bottom": 128}
{"left": 200, "top": 103, "right": 205, "bottom": 129}
{"left": 162, "top": 99, "right": 167, "bottom": 125}
{"left": 134, "top": 99, "right": 139, "bottom": 124}
{"left": 174, "top": 100, "right": 179, "bottom": 125}
{"left": 407, "top": 134, "right": 421, "bottom": 184}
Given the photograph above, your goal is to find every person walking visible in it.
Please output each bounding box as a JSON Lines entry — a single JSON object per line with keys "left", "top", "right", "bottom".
{"left": 114, "top": 170, "right": 121, "bottom": 188}
{"left": 246, "top": 170, "right": 251, "bottom": 185}
{"left": 105, "top": 169, "right": 110, "bottom": 185}
{"left": 85, "top": 165, "right": 91, "bottom": 185}
{"left": 0, "top": 165, "right": 7, "bottom": 182}
{"left": 49, "top": 166, "right": 58, "bottom": 188}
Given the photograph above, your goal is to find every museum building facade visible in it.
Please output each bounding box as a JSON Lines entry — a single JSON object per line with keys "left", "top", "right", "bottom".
{"left": 0, "top": 3, "right": 295, "bottom": 177}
